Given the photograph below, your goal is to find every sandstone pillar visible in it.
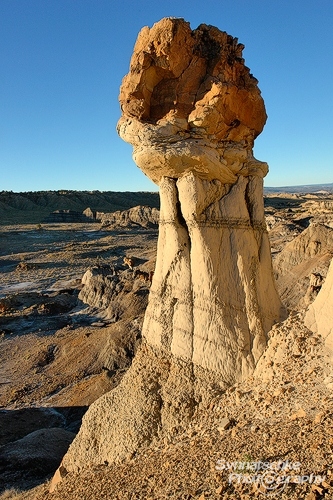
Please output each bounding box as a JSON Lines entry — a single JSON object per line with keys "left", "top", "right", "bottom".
{"left": 118, "top": 17, "right": 285, "bottom": 383}
{"left": 55, "top": 18, "right": 286, "bottom": 477}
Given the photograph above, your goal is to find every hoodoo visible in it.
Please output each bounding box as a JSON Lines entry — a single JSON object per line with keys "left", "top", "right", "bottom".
{"left": 56, "top": 18, "right": 285, "bottom": 477}
{"left": 118, "top": 17, "right": 284, "bottom": 382}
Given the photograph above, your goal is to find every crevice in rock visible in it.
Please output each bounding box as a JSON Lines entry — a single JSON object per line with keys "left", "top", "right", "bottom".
{"left": 244, "top": 177, "right": 254, "bottom": 229}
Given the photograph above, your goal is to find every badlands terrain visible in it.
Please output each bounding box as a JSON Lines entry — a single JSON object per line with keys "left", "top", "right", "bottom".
{"left": 0, "top": 187, "right": 332, "bottom": 499}
{"left": 2, "top": 15, "right": 333, "bottom": 500}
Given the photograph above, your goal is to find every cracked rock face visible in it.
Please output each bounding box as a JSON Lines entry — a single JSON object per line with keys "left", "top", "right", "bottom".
{"left": 118, "top": 17, "right": 284, "bottom": 382}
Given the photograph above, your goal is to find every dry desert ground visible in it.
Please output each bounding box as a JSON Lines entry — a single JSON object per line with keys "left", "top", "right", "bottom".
{"left": 0, "top": 190, "right": 333, "bottom": 499}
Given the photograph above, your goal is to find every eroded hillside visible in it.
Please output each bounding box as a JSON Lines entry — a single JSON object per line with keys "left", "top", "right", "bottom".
{"left": 0, "top": 190, "right": 159, "bottom": 225}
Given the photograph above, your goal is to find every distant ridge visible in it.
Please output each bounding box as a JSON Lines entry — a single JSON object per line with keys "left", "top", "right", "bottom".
{"left": 264, "top": 182, "right": 333, "bottom": 194}
{"left": 0, "top": 190, "right": 159, "bottom": 225}
{"left": 1, "top": 184, "right": 332, "bottom": 225}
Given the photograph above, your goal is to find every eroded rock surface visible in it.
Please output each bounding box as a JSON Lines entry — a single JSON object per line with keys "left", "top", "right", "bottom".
{"left": 118, "top": 18, "right": 267, "bottom": 185}
{"left": 305, "top": 258, "right": 333, "bottom": 355}
{"left": 100, "top": 205, "right": 159, "bottom": 229}
{"left": 273, "top": 223, "right": 333, "bottom": 309}
{"left": 118, "top": 17, "right": 284, "bottom": 380}
{"left": 59, "top": 18, "right": 284, "bottom": 476}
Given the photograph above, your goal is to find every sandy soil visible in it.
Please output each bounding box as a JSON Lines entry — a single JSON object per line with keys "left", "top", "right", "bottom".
{"left": 0, "top": 222, "right": 158, "bottom": 405}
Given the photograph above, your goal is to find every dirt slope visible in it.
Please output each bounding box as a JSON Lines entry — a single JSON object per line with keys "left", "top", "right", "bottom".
{"left": 12, "top": 313, "right": 333, "bottom": 500}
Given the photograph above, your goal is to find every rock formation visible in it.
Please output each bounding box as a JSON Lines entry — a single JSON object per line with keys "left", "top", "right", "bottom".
{"left": 57, "top": 18, "right": 284, "bottom": 476}
{"left": 273, "top": 223, "right": 333, "bottom": 309}
{"left": 305, "top": 258, "right": 333, "bottom": 356}
{"left": 78, "top": 264, "right": 151, "bottom": 321}
{"left": 118, "top": 17, "right": 284, "bottom": 381}
{"left": 100, "top": 205, "right": 159, "bottom": 229}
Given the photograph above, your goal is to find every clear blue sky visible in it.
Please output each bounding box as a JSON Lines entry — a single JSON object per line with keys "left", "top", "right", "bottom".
{"left": 1, "top": 0, "right": 332, "bottom": 192}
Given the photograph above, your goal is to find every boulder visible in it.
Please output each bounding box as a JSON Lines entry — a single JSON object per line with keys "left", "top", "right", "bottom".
{"left": 118, "top": 18, "right": 267, "bottom": 185}
{"left": 0, "top": 408, "right": 65, "bottom": 447}
{"left": 0, "top": 428, "right": 75, "bottom": 490}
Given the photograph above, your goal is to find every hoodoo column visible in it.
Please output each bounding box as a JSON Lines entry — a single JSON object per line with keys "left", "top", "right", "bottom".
{"left": 118, "top": 17, "right": 284, "bottom": 383}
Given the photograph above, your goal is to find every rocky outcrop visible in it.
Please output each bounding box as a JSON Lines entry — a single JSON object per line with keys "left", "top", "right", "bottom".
{"left": 273, "top": 223, "right": 333, "bottom": 309}
{"left": 274, "top": 224, "right": 333, "bottom": 278}
{"left": 100, "top": 205, "right": 159, "bottom": 229}
{"left": 58, "top": 18, "right": 284, "bottom": 477}
{"left": 305, "top": 258, "right": 333, "bottom": 355}
{"left": 78, "top": 264, "right": 151, "bottom": 321}
{"left": 301, "top": 272, "right": 324, "bottom": 308}
{"left": 303, "top": 199, "right": 333, "bottom": 214}
{"left": 82, "top": 207, "right": 99, "bottom": 220}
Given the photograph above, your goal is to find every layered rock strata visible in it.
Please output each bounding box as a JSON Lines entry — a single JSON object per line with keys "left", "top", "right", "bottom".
{"left": 273, "top": 223, "right": 333, "bottom": 309}
{"left": 100, "top": 205, "right": 159, "bottom": 229}
{"left": 118, "top": 17, "right": 284, "bottom": 381}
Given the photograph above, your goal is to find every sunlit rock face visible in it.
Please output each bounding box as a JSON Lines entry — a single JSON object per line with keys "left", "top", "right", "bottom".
{"left": 118, "top": 17, "right": 284, "bottom": 383}
{"left": 118, "top": 17, "right": 267, "bottom": 185}
{"left": 305, "top": 258, "right": 333, "bottom": 359}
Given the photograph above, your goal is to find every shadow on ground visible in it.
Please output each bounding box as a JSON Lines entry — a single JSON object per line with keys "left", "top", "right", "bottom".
{"left": 0, "top": 406, "right": 87, "bottom": 493}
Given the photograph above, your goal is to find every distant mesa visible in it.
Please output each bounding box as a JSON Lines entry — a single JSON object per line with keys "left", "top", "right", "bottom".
{"left": 264, "top": 182, "right": 333, "bottom": 194}
{"left": 0, "top": 190, "right": 160, "bottom": 225}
